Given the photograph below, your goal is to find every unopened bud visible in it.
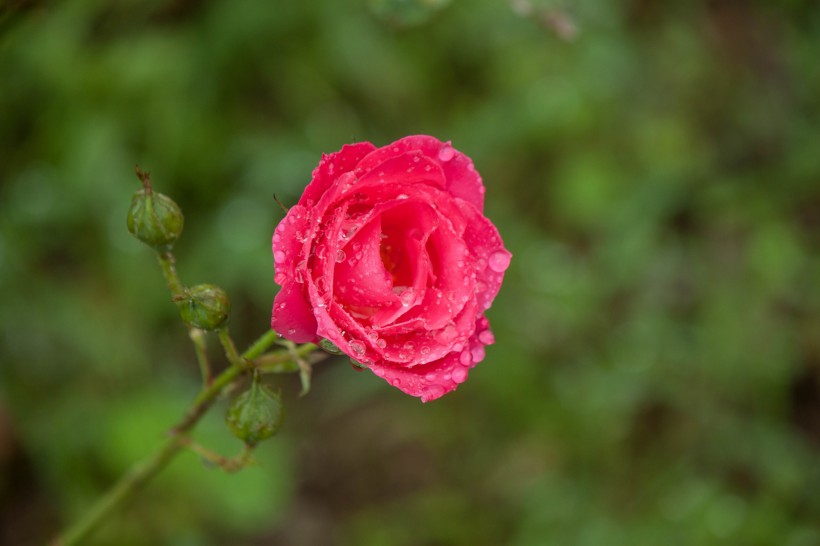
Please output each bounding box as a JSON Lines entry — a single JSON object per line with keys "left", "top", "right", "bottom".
{"left": 175, "top": 284, "right": 230, "bottom": 330}
{"left": 127, "top": 166, "right": 184, "bottom": 249}
{"left": 225, "top": 379, "right": 284, "bottom": 445}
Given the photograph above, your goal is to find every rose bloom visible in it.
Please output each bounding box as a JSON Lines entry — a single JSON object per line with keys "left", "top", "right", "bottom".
{"left": 271, "top": 135, "right": 510, "bottom": 402}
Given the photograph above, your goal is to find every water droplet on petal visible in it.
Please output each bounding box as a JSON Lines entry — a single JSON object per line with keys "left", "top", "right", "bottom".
{"left": 438, "top": 145, "right": 455, "bottom": 162}
{"left": 488, "top": 251, "right": 511, "bottom": 273}
{"left": 336, "top": 249, "right": 346, "bottom": 262}
{"left": 437, "top": 325, "right": 457, "bottom": 343}
{"left": 459, "top": 350, "right": 472, "bottom": 366}
{"left": 393, "top": 286, "right": 415, "bottom": 307}
{"left": 423, "top": 384, "right": 445, "bottom": 401}
{"left": 478, "top": 330, "right": 495, "bottom": 345}
{"left": 349, "top": 339, "right": 365, "bottom": 356}
{"left": 376, "top": 338, "right": 387, "bottom": 349}
{"left": 403, "top": 341, "right": 415, "bottom": 351}
{"left": 274, "top": 250, "right": 285, "bottom": 263}
{"left": 396, "top": 194, "right": 409, "bottom": 200}
{"left": 471, "top": 345, "right": 486, "bottom": 362}
{"left": 452, "top": 366, "right": 469, "bottom": 384}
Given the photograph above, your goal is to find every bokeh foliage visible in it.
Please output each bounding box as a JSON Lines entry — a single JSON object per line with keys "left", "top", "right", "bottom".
{"left": 1, "top": 0, "right": 820, "bottom": 544}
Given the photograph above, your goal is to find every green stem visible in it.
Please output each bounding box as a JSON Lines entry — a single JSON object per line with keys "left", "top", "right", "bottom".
{"left": 49, "top": 332, "right": 313, "bottom": 546}
{"left": 155, "top": 251, "right": 185, "bottom": 297}
{"left": 50, "top": 435, "right": 183, "bottom": 546}
{"left": 189, "top": 328, "right": 211, "bottom": 384}
{"left": 242, "top": 329, "right": 281, "bottom": 360}
{"left": 218, "top": 327, "right": 243, "bottom": 368}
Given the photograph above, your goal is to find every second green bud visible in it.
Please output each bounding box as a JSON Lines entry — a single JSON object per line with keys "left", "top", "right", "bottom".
{"left": 226, "top": 378, "right": 284, "bottom": 445}
{"left": 175, "top": 284, "right": 230, "bottom": 330}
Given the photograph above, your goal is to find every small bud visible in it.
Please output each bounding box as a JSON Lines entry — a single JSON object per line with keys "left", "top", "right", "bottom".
{"left": 175, "top": 284, "right": 230, "bottom": 330}
{"left": 225, "top": 378, "right": 284, "bottom": 445}
{"left": 127, "top": 166, "right": 184, "bottom": 249}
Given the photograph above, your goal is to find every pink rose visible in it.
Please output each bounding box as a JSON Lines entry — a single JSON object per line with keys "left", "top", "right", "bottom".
{"left": 271, "top": 135, "right": 511, "bottom": 402}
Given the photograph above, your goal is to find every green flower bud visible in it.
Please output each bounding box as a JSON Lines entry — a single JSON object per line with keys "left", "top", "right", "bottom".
{"left": 127, "top": 166, "right": 184, "bottom": 249}
{"left": 175, "top": 284, "right": 230, "bottom": 330}
{"left": 225, "top": 379, "right": 284, "bottom": 445}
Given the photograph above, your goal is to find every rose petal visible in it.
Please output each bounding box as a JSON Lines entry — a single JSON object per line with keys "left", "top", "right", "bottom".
{"left": 300, "top": 142, "right": 376, "bottom": 207}
{"left": 368, "top": 315, "right": 493, "bottom": 402}
{"left": 271, "top": 281, "right": 318, "bottom": 343}
{"left": 356, "top": 135, "right": 485, "bottom": 211}
{"left": 354, "top": 150, "right": 446, "bottom": 193}
{"left": 272, "top": 205, "right": 311, "bottom": 285}
{"left": 456, "top": 199, "right": 511, "bottom": 311}
{"left": 334, "top": 216, "right": 394, "bottom": 308}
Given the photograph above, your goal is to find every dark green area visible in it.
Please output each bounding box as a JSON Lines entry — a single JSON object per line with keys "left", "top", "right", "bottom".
{"left": 1, "top": 0, "right": 819, "bottom": 544}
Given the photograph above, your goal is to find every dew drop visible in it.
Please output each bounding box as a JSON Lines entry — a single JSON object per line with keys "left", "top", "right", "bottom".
{"left": 420, "top": 346, "right": 430, "bottom": 356}
{"left": 287, "top": 328, "right": 296, "bottom": 336}
{"left": 438, "top": 145, "right": 455, "bottom": 162}
{"left": 471, "top": 345, "right": 486, "bottom": 362}
{"left": 403, "top": 341, "right": 415, "bottom": 351}
{"left": 274, "top": 250, "right": 285, "bottom": 263}
{"left": 349, "top": 339, "right": 365, "bottom": 356}
{"left": 336, "top": 249, "right": 346, "bottom": 262}
{"left": 452, "top": 366, "right": 469, "bottom": 384}
{"left": 423, "top": 384, "right": 445, "bottom": 401}
{"left": 459, "top": 350, "right": 472, "bottom": 366}
{"left": 396, "top": 194, "right": 409, "bottom": 200}
{"left": 376, "top": 338, "right": 387, "bottom": 349}
{"left": 437, "top": 325, "right": 457, "bottom": 343}
{"left": 478, "top": 330, "right": 495, "bottom": 345}
{"left": 279, "top": 302, "right": 287, "bottom": 310}
{"left": 488, "top": 251, "right": 511, "bottom": 273}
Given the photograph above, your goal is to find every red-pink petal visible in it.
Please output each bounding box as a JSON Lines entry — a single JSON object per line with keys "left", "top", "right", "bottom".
{"left": 300, "top": 142, "right": 376, "bottom": 207}
{"left": 456, "top": 199, "right": 511, "bottom": 311}
{"left": 271, "top": 282, "right": 318, "bottom": 343}
{"left": 357, "top": 135, "right": 485, "bottom": 212}
{"left": 368, "top": 315, "right": 494, "bottom": 402}
{"left": 272, "top": 205, "right": 311, "bottom": 285}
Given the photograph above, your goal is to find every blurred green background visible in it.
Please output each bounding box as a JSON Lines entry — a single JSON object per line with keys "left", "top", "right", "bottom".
{"left": 1, "top": 0, "right": 820, "bottom": 544}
